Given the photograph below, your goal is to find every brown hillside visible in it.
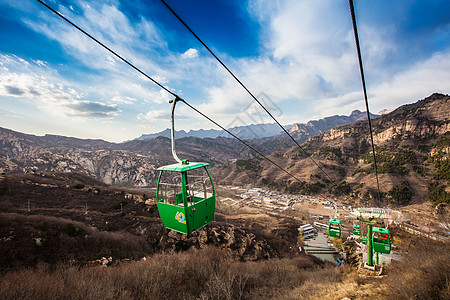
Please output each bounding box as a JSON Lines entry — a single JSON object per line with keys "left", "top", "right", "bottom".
{"left": 0, "top": 172, "right": 297, "bottom": 269}
{"left": 214, "top": 93, "right": 450, "bottom": 206}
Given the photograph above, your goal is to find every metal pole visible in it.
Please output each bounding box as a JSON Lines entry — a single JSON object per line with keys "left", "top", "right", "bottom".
{"left": 367, "top": 224, "right": 373, "bottom": 266}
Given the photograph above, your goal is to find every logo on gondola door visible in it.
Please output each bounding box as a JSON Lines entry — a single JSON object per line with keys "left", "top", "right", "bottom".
{"left": 175, "top": 212, "right": 186, "bottom": 224}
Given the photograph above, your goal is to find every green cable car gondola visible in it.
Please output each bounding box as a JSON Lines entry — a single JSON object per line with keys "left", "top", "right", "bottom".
{"left": 353, "top": 224, "right": 361, "bottom": 236}
{"left": 362, "top": 236, "right": 367, "bottom": 245}
{"left": 372, "top": 227, "right": 391, "bottom": 254}
{"left": 156, "top": 161, "right": 215, "bottom": 234}
{"left": 156, "top": 97, "right": 216, "bottom": 234}
{"left": 328, "top": 218, "right": 341, "bottom": 238}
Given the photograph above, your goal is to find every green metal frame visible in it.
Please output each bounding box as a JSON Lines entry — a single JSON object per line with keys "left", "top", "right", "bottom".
{"left": 372, "top": 227, "right": 391, "bottom": 254}
{"left": 156, "top": 162, "right": 215, "bottom": 235}
{"left": 328, "top": 218, "right": 341, "bottom": 238}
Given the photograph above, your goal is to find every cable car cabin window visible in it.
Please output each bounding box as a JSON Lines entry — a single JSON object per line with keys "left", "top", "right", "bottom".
{"left": 186, "top": 167, "right": 214, "bottom": 204}
{"left": 157, "top": 172, "right": 182, "bottom": 206}
{"left": 373, "top": 232, "right": 389, "bottom": 242}
{"left": 157, "top": 167, "right": 213, "bottom": 207}
{"left": 330, "top": 223, "right": 340, "bottom": 230}
{"left": 353, "top": 224, "right": 361, "bottom": 235}
{"left": 374, "top": 232, "right": 389, "bottom": 241}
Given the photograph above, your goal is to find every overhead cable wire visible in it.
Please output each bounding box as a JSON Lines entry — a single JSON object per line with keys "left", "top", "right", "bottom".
{"left": 160, "top": 0, "right": 336, "bottom": 183}
{"left": 178, "top": 97, "right": 306, "bottom": 183}
{"left": 36, "top": 0, "right": 305, "bottom": 184}
{"left": 348, "top": 0, "right": 381, "bottom": 202}
{"left": 181, "top": 97, "right": 333, "bottom": 201}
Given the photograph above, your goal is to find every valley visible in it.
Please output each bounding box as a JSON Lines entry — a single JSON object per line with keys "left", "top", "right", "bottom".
{"left": 0, "top": 93, "right": 449, "bottom": 299}
{"left": 0, "top": 170, "right": 448, "bottom": 299}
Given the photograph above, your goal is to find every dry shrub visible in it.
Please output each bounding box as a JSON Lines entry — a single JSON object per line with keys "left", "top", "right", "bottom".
{"left": 0, "top": 212, "right": 152, "bottom": 268}
{"left": 382, "top": 242, "right": 450, "bottom": 299}
{"left": 117, "top": 246, "right": 234, "bottom": 299}
{"left": 0, "top": 263, "right": 124, "bottom": 300}
{"left": 0, "top": 247, "right": 336, "bottom": 300}
{"left": 288, "top": 266, "right": 370, "bottom": 300}
{"left": 86, "top": 230, "right": 150, "bottom": 260}
{"left": 201, "top": 263, "right": 251, "bottom": 300}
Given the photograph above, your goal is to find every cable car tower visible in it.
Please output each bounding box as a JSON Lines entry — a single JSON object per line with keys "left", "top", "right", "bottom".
{"left": 156, "top": 97, "right": 216, "bottom": 234}
{"left": 357, "top": 211, "right": 391, "bottom": 269}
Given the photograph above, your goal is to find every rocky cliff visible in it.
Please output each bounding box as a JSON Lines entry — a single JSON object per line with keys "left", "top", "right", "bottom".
{"left": 285, "top": 109, "right": 379, "bottom": 143}
{"left": 215, "top": 93, "right": 450, "bottom": 205}
{"left": 0, "top": 128, "right": 159, "bottom": 186}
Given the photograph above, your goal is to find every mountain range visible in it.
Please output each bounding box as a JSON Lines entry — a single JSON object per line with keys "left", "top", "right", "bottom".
{"left": 215, "top": 93, "right": 449, "bottom": 205}
{"left": 0, "top": 108, "right": 378, "bottom": 186}
{"left": 134, "top": 109, "right": 378, "bottom": 141}
{"left": 1, "top": 93, "right": 448, "bottom": 205}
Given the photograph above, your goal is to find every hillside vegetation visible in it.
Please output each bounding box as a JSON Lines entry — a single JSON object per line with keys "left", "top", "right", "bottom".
{"left": 0, "top": 229, "right": 448, "bottom": 299}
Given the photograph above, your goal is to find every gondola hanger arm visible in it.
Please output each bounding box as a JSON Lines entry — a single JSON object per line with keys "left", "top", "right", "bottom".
{"left": 169, "top": 96, "right": 188, "bottom": 164}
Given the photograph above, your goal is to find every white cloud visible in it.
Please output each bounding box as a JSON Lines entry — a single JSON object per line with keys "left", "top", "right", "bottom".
{"left": 24, "top": 0, "right": 168, "bottom": 80}
{"left": 195, "top": 0, "right": 450, "bottom": 126}
{"left": 137, "top": 109, "right": 169, "bottom": 121}
{"left": 369, "top": 52, "right": 450, "bottom": 112}
{"left": 111, "top": 96, "right": 137, "bottom": 104}
{"left": 64, "top": 100, "right": 120, "bottom": 118}
{"left": 34, "top": 60, "right": 47, "bottom": 67}
{"left": 182, "top": 48, "right": 199, "bottom": 59}
{"left": 0, "top": 54, "right": 120, "bottom": 120}
{"left": 3, "top": 0, "right": 448, "bottom": 139}
{"left": 308, "top": 51, "right": 450, "bottom": 118}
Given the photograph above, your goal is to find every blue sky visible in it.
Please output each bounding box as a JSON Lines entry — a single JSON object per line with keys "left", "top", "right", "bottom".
{"left": 0, "top": 0, "right": 449, "bottom": 142}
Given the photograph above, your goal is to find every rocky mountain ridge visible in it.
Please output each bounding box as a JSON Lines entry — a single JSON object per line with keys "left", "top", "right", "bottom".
{"left": 135, "top": 109, "right": 377, "bottom": 142}
{"left": 284, "top": 109, "right": 379, "bottom": 143}
{"left": 0, "top": 109, "right": 377, "bottom": 187}
{"left": 135, "top": 123, "right": 284, "bottom": 140}
{"left": 215, "top": 93, "right": 450, "bottom": 205}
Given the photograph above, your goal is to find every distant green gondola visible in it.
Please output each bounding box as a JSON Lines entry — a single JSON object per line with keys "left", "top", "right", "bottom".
{"left": 353, "top": 224, "right": 361, "bottom": 236}
{"left": 372, "top": 227, "right": 391, "bottom": 254}
{"left": 362, "top": 236, "right": 367, "bottom": 245}
{"left": 328, "top": 218, "right": 341, "bottom": 238}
